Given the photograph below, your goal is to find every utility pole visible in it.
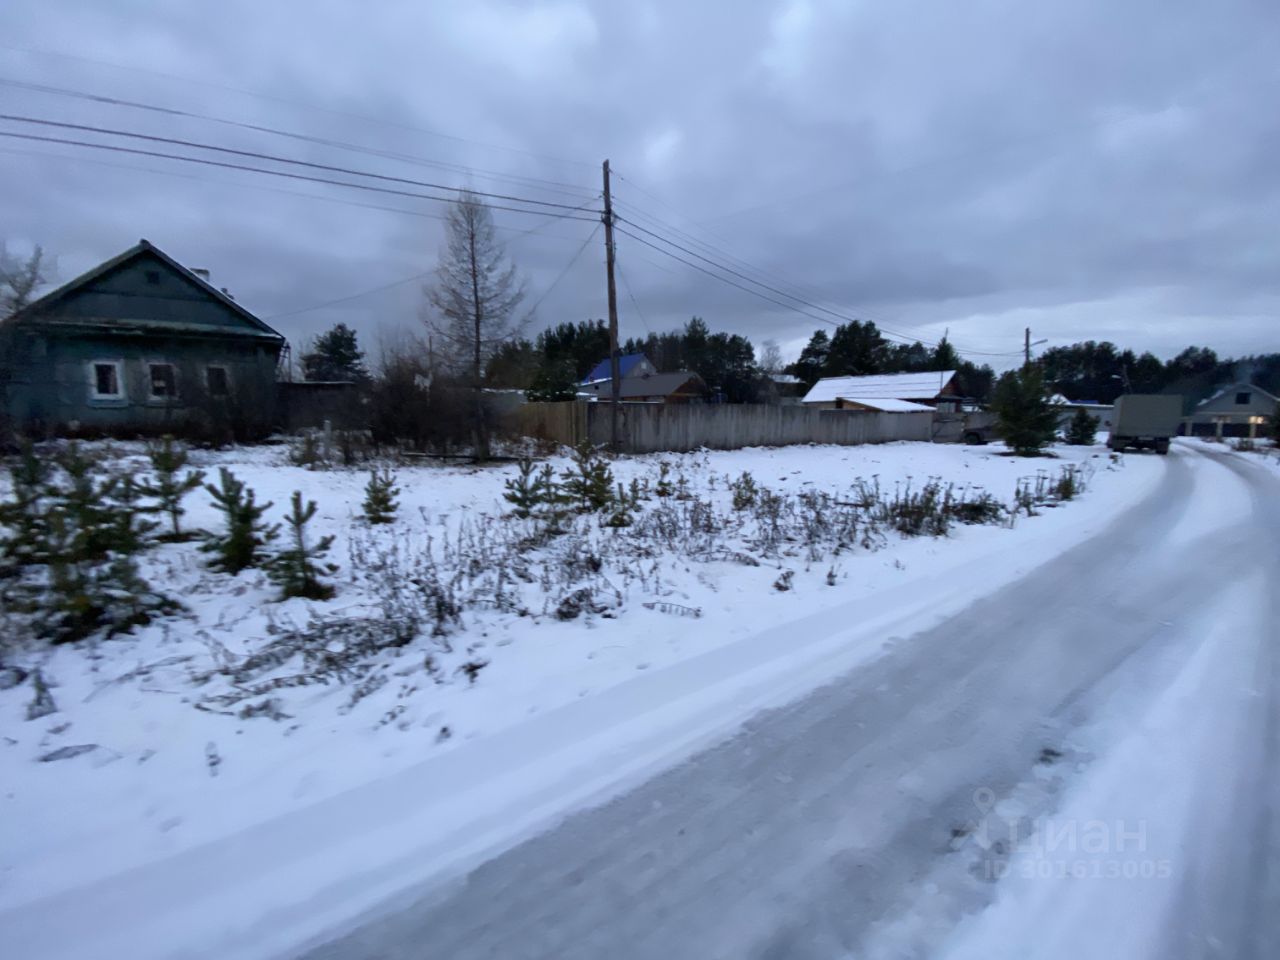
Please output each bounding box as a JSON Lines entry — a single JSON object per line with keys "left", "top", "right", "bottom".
{"left": 1024, "top": 327, "right": 1031, "bottom": 367}
{"left": 602, "top": 159, "right": 621, "bottom": 451}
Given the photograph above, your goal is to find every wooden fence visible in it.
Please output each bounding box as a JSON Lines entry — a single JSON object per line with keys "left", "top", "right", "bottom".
{"left": 512, "top": 401, "right": 932, "bottom": 453}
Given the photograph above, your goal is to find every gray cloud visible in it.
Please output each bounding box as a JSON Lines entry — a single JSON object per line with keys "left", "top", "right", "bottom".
{"left": 2, "top": 0, "right": 1278, "bottom": 371}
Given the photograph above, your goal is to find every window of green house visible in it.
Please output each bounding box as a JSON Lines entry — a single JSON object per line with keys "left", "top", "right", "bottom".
{"left": 90, "top": 360, "right": 124, "bottom": 399}
{"left": 149, "top": 363, "right": 177, "bottom": 399}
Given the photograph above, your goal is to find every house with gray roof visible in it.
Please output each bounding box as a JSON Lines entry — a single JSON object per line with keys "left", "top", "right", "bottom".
{"left": 1, "top": 239, "right": 286, "bottom": 440}
{"left": 1180, "top": 381, "right": 1278, "bottom": 439}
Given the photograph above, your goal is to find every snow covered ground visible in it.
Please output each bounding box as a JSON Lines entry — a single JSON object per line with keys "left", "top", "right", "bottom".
{"left": 0, "top": 438, "right": 1163, "bottom": 959}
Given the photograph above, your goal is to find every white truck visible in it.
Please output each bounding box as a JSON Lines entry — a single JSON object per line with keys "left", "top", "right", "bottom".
{"left": 1106, "top": 394, "right": 1183, "bottom": 455}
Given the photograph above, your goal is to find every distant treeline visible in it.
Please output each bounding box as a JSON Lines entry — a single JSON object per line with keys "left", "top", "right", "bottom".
{"left": 482, "top": 316, "right": 1276, "bottom": 406}
{"left": 1039, "top": 342, "right": 1280, "bottom": 406}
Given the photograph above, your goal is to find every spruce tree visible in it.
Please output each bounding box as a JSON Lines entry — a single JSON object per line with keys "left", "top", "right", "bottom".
{"left": 38, "top": 448, "right": 175, "bottom": 643}
{"left": 1065, "top": 407, "right": 1099, "bottom": 446}
{"left": 0, "top": 440, "right": 51, "bottom": 567}
{"left": 654, "top": 461, "right": 675, "bottom": 498}
{"left": 499, "top": 458, "right": 545, "bottom": 519}
{"left": 138, "top": 436, "right": 205, "bottom": 540}
{"left": 266, "top": 491, "right": 336, "bottom": 600}
{"left": 201, "top": 468, "right": 278, "bottom": 574}
{"left": 991, "top": 366, "right": 1060, "bottom": 456}
{"left": 49, "top": 443, "right": 148, "bottom": 562}
{"left": 362, "top": 468, "right": 400, "bottom": 524}
{"left": 561, "top": 441, "right": 615, "bottom": 513}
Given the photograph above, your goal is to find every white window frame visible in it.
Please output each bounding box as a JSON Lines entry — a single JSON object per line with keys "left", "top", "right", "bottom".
{"left": 205, "top": 364, "right": 231, "bottom": 398}
{"left": 88, "top": 359, "right": 126, "bottom": 400}
{"left": 148, "top": 361, "right": 179, "bottom": 401}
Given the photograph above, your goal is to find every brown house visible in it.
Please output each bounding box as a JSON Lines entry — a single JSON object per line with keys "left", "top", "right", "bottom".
{"left": 577, "top": 371, "right": 706, "bottom": 404}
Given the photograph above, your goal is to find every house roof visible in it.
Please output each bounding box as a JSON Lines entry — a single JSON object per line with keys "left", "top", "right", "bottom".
{"left": 836, "top": 397, "right": 935, "bottom": 413}
{"left": 7, "top": 239, "right": 285, "bottom": 342}
{"left": 578, "top": 371, "right": 705, "bottom": 400}
{"left": 1196, "top": 381, "right": 1280, "bottom": 406}
{"left": 582, "top": 353, "right": 649, "bottom": 384}
{"left": 803, "top": 370, "right": 957, "bottom": 404}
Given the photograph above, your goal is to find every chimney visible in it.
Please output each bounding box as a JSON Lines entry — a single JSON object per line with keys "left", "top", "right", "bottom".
{"left": 191, "top": 268, "right": 210, "bottom": 282}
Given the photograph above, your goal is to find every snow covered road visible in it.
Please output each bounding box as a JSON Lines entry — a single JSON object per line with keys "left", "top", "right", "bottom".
{"left": 297, "top": 443, "right": 1279, "bottom": 960}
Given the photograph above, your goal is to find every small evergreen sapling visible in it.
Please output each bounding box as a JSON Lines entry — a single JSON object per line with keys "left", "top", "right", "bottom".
{"left": 362, "top": 468, "right": 400, "bottom": 524}
{"left": 503, "top": 457, "right": 544, "bottom": 519}
{"left": 37, "top": 446, "right": 174, "bottom": 643}
{"left": 731, "top": 471, "right": 758, "bottom": 510}
{"left": 138, "top": 436, "right": 205, "bottom": 540}
{"left": 1065, "top": 408, "right": 1099, "bottom": 446}
{"left": 267, "top": 491, "right": 337, "bottom": 600}
{"left": 201, "top": 468, "right": 278, "bottom": 574}
{"left": 654, "top": 461, "right": 675, "bottom": 498}
{"left": 561, "top": 441, "right": 615, "bottom": 513}
{"left": 52, "top": 443, "right": 126, "bottom": 562}
{"left": 0, "top": 440, "right": 51, "bottom": 567}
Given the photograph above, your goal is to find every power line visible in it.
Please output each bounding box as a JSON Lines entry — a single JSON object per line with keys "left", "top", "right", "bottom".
{"left": 613, "top": 224, "right": 857, "bottom": 334}
{"left": 0, "top": 113, "right": 600, "bottom": 213}
{"left": 528, "top": 223, "right": 601, "bottom": 314}
{"left": 615, "top": 215, "right": 924, "bottom": 343}
{"left": 614, "top": 223, "right": 1013, "bottom": 363}
{"left": 613, "top": 204, "right": 1022, "bottom": 360}
{"left": 0, "top": 76, "right": 600, "bottom": 204}
{"left": 0, "top": 142, "right": 598, "bottom": 245}
{"left": 614, "top": 195, "right": 852, "bottom": 329}
{"left": 265, "top": 273, "right": 430, "bottom": 321}
{"left": 0, "top": 130, "right": 603, "bottom": 222}
{"left": 0, "top": 43, "right": 597, "bottom": 171}
{"left": 615, "top": 259, "right": 652, "bottom": 335}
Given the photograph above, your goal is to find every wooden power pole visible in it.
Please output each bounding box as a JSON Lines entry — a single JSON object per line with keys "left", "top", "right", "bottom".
{"left": 602, "top": 159, "right": 621, "bottom": 451}
{"left": 1024, "top": 327, "right": 1031, "bottom": 368}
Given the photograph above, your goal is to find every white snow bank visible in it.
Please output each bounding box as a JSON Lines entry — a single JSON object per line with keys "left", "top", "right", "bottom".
{"left": 0, "top": 440, "right": 1162, "bottom": 960}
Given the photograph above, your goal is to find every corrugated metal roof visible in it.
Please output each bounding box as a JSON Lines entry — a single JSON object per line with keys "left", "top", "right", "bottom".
{"left": 803, "top": 370, "right": 956, "bottom": 404}
{"left": 837, "top": 397, "right": 935, "bottom": 412}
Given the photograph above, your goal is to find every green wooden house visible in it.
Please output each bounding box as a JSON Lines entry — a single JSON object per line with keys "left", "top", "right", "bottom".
{"left": 0, "top": 239, "right": 286, "bottom": 440}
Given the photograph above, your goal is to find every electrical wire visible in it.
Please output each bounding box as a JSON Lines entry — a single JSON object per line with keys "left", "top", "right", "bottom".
{"left": 0, "top": 43, "right": 597, "bottom": 171}
{"left": 0, "top": 113, "right": 600, "bottom": 213}
{"left": 614, "top": 259, "right": 652, "bottom": 335}
{"left": 613, "top": 204, "right": 1024, "bottom": 359}
{"left": 0, "top": 76, "right": 600, "bottom": 203}
{"left": 613, "top": 224, "right": 856, "bottom": 333}
{"left": 0, "top": 142, "right": 599, "bottom": 246}
{"left": 0, "top": 130, "right": 602, "bottom": 222}
{"left": 528, "top": 223, "right": 601, "bottom": 314}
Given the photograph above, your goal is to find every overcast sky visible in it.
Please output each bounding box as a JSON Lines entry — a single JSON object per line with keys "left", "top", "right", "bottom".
{"left": 1, "top": 0, "right": 1277, "bottom": 370}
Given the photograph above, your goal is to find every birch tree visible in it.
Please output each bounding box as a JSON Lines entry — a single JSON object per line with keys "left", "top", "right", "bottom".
{"left": 424, "top": 192, "right": 526, "bottom": 459}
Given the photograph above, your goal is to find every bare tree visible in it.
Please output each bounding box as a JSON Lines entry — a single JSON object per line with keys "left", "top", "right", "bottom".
{"left": 423, "top": 192, "right": 526, "bottom": 459}
{"left": 0, "top": 244, "right": 51, "bottom": 317}
{"left": 758, "top": 338, "right": 785, "bottom": 376}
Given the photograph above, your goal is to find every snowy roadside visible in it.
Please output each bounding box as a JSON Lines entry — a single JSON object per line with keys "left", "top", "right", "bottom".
{"left": 0, "top": 439, "right": 1162, "bottom": 959}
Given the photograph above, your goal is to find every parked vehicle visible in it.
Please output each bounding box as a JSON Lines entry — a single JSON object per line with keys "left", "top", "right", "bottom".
{"left": 1106, "top": 394, "right": 1183, "bottom": 454}
{"left": 933, "top": 403, "right": 998, "bottom": 444}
